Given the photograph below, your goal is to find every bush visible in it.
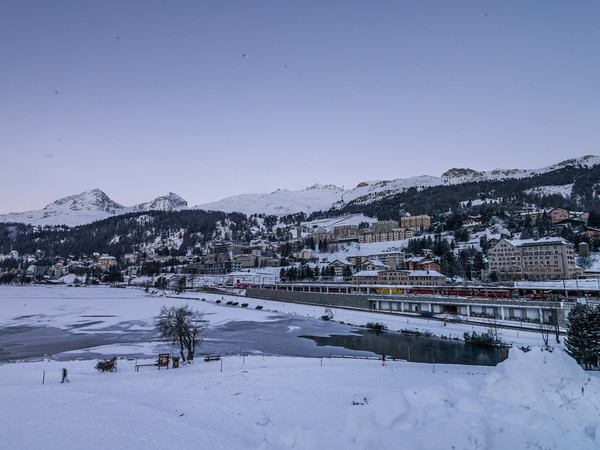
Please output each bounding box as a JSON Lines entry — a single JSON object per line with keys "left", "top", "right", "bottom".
{"left": 365, "top": 322, "right": 388, "bottom": 332}
{"left": 95, "top": 357, "right": 117, "bottom": 372}
{"left": 255, "top": 305, "right": 263, "bottom": 310}
{"left": 463, "top": 330, "right": 506, "bottom": 347}
{"left": 241, "top": 303, "right": 248, "bottom": 307}
{"left": 216, "top": 300, "right": 221, "bottom": 304}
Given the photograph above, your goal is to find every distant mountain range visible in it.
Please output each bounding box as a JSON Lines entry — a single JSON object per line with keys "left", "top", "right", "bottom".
{"left": 1, "top": 155, "right": 599, "bottom": 227}
{"left": 0, "top": 190, "right": 188, "bottom": 227}
{"left": 195, "top": 155, "right": 600, "bottom": 215}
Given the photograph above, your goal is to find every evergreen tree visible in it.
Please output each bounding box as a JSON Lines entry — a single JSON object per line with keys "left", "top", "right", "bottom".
{"left": 565, "top": 303, "right": 600, "bottom": 369}
{"left": 588, "top": 211, "right": 600, "bottom": 228}
{"left": 536, "top": 212, "right": 553, "bottom": 237}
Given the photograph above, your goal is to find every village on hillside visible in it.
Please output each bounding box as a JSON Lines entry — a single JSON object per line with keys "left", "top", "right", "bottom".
{"left": 3, "top": 203, "right": 600, "bottom": 320}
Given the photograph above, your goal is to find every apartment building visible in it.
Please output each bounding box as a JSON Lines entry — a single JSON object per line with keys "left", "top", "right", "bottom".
{"left": 368, "top": 252, "right": 405, "bottom": 269}
{"left": 98, "top": 255, "right": 117, "bottom": 271}
{"left": 370, "top": 220, "right": 400, "bottom": 233}
{"left": 520, "top": 207, "right": 570, "bottom": 224}
{"left": 488, "top": 237, "right": 576, "bottom": 280}
{"left": 332, "top": 225, "right": 358, "bottom": 239}
{"left": 400, "top": 215, "right": 431, "bottom": 229}
{"left": 358, "top": 228, "right": 415, "bottom": 244}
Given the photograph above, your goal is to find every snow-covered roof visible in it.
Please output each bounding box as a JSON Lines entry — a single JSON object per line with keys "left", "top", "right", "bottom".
{"left": 329, "top": 258, "right": 353, "bottom": 266}
{"left": 508, "top": 237, "right": 571, "bottom": 247}
{"left": 404, "top": 256, "right": 426, "bottom": 263}
{"left": 363, "top": 259, "right": 388, "bottom": 268}
{"left": 408, "top": 270, "right": 446, "bottom": 278}
{"left": 352, "top": 270, "right": 381, "bottom": 277}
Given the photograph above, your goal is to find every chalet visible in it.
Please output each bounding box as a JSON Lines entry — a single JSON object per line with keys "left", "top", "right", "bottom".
{"left": 463, "top": 215, "right": 484, "bottom": 228}
{"left": 328, "top": 259, "right": 354, "bottom": 277}
{"left": 578, "top": 227, "right": 600, "bottom": 241}
{"left": 404, "top": 256, "right": 441, "bottom": 272}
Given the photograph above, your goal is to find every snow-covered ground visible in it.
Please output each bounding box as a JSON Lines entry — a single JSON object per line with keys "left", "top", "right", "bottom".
{"left": 1, "top": 347, "right": 599, "bottom": 449}
{"left": 1, "top": 285, "right": 598, "bottom": 448}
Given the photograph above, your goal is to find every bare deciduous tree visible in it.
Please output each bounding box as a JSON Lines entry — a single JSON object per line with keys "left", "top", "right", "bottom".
{"left": 155, "top": 305, "right": 208, "bottom": 362}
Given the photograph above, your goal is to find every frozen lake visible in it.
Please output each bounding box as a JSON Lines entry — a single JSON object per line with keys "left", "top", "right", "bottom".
{"left": 0, "top": 285, "right": 506, "bottom": 365}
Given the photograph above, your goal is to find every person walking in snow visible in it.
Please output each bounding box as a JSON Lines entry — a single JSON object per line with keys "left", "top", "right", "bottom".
{"left": 61, "top": 368, "right": 69, "bottom": 383}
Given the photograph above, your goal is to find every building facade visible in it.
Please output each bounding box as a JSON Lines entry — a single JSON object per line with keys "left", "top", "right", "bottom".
{"left": 400, "top": 215, "right": 431, "bottom": 229}
{"left": 370, "top": 220, "right": 400, "bottom": 233}
{"left": 488, "top": 237, "right": 576, "bottom": 281}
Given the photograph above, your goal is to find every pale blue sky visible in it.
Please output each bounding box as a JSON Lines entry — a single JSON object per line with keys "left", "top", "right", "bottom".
{"left": 1, "top": 1, "right": 599, "bottom": 214}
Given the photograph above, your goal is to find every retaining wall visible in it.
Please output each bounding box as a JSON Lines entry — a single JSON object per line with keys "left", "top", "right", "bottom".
{"left": 245, "top": 287, "right": 370, "bottom": 309}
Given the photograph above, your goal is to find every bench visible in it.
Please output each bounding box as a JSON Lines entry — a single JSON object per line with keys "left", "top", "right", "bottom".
{"left": 204, "top": 355, "right": 221, "bottom": 362}
{"left": 135, "top": 354, "right": 170, "bottom": 371}
{"left": 135, "top": 361, "right": 158, "bottom": 372}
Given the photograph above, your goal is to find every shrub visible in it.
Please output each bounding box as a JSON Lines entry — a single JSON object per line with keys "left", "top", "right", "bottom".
{"left": 241, "top": 303, "right": 248, "bottom": 307}
{"left": 255, "top": 305, "right": 263, "bottom": 310}
{"left": 95, "top": 357, "right": 117, "bottom": 372}
{"left": 216, "top": 300, "right": 221, "bottom": 304}
{"left": 365, "top": 322, "right": 388, "bottom": 332}
{"left": 463, "top": 330, "right": 506, "bottom": 347}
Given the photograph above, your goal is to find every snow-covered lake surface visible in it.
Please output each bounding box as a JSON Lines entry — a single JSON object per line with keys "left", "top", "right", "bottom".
{"left": 1, "top": 286, "right": 599, "bottom": 448}
{"left": 0, "top": 286, "right": 506, "bottom": 365}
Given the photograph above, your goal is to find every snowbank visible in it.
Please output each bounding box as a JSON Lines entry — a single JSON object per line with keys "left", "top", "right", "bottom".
{"left": 282, "top": 348, "right": 600, "bottom": 449}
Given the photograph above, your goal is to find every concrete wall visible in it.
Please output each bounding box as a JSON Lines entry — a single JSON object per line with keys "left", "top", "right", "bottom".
{"left": 246, "top": 287, "right": 370, "bottom": 309}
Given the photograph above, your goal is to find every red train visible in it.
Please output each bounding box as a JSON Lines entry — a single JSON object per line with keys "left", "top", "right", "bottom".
{"left": 406, "top": 286, "right": 510, "bottom": 298}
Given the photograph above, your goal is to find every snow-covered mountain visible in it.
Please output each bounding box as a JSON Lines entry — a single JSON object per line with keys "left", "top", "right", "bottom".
{"left": 196, "top": 155, "right": 600, "bottom": 215}
{"left": 132, "top": 192, "right": 188, "bottom": 213}
{"left": 196, "top": 184, "right": 346, "bottom": 216}
{"left": 331, "top": 155, "right": 600, "bottom": 208}
{"left": 2, "top": 155, "right": 598, "bottom": 226}
{"left": 0, "top": 189, "right": 188, "bottom": 227}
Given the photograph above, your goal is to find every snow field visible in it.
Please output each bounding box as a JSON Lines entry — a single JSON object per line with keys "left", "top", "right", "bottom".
{"left": 1, "top": 349, "right": 599, "bottom": 449}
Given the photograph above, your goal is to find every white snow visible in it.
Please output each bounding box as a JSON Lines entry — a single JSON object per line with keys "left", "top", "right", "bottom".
{"left": 196, "top": 155, "right": 600, "bottom": 216}
{"left": 196, "top": 184, "right": 347, "bottom": 216}
{"left": 1, "top": 344, "right": 598, "bottom": 448}
{"left": 1, "top": 285, "right": 598, "bottom": 448}
{"left": 3, "top": 156, "right": 599, "bottom": 225}
{"left": 525, "top": 183, "right": 574, "bottom": 198}
{"left": 0, "top": 189, "right": 188, "bottom": 227}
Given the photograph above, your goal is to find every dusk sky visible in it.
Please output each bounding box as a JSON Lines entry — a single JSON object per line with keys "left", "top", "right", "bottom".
{"left": 1, "top": 1, "right": 598, "bottom": 214}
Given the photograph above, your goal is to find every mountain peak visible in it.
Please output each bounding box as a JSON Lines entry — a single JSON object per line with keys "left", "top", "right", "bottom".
{"left": 133, "top": 193, "right": 188, "bottom": 212}
{"left": 305, "top": 184, "right": 344, "bottom": 191}
{"left": 441, "top": 168, "right": 483, "bottom": 179}
{"left": 46, "top": 189, "right": 124, "bottom": 212}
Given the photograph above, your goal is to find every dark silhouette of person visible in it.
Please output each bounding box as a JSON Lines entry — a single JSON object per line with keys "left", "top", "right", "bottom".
{"left": 61, "top": 368, "right": 69, "bottom": 383}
